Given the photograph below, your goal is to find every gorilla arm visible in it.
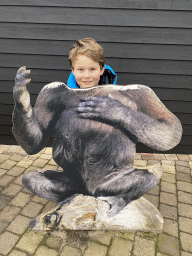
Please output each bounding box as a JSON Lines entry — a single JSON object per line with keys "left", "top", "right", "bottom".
{"left": 75, "top": 85, "right": 182, "bottom": 151}
{"left": 12, "top": 67, "right": 63, "bottom": 155}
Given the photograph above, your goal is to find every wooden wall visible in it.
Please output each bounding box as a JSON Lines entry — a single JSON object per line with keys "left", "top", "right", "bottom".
{"left": 0, "top": 0, "right": 191, "bottom": 154}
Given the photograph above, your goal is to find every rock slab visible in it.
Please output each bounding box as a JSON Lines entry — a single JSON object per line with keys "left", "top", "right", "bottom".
{"left": 30, "top": 194, "right": 163, "bottom": 232}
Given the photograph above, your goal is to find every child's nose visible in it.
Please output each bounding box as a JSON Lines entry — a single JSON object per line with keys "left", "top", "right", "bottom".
{"left": 84, "top": 70, "right": 90, "bottom": 77}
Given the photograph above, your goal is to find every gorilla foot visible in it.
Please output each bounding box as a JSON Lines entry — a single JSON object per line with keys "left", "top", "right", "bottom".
{"left": 97, "top": 196, "right": 126, "bottom": 217}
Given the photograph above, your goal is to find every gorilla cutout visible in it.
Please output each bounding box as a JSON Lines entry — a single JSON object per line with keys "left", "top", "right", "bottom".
{"left": 12, "top": 67, "right": 182, "bottom": 217}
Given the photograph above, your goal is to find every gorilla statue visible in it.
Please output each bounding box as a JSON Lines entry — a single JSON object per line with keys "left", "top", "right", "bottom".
{"left": 12, "top": 66, "right": 182, "bottom": 217}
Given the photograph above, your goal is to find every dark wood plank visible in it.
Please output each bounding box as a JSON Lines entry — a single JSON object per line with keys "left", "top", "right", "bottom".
{"left": 1, "top": 124, "right": 191, "bottom": 146}
{"left": 1, "top": 38, "right": 192, "bottom": 61}
{"left": 137, "top": 143, "right": 192, "bottom": 154}
{"left": 1, "top": 80, "right": 191, "bottom": 102}
{"left": 1, "top": 0, "right": 192, "bottom": 11}
{"left": 1, "top": 23, "right": 192, "bottom": 45}
{"left": 0, "top": 7, "right": 191, "bottom": 28}
{"left": 1, "top": 93, "right": 191, "bottom": 114}
{"left": 1, "top": 69, "right": 192, "bottom": 90}
{"left": 1, "top": 54, "right": 192, "bottom": 76}
{"left": 1, "top": 135, "right": 191, "bottom": 154}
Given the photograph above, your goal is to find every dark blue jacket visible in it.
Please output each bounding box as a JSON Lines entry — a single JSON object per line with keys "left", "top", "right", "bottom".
{"left": 67, "top": 64, "right": 117, "bottom": 88}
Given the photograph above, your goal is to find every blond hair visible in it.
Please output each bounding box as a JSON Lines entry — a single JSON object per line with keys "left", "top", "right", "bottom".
{"left": 68, "top": 38, "right": 105, "bottom": 70}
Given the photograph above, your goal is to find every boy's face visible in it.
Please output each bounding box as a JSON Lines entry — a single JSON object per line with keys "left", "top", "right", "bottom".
{"left": 72, "top": 54, "right": 105, "bottom": 88}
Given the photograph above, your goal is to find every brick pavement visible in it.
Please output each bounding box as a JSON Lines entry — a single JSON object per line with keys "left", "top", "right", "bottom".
{"left": 0, "top": 144, "right": 192, "bottom": 256}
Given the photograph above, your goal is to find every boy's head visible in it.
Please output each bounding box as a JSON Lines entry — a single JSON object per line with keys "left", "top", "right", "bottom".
{"left": 68, "top": 38, "right": 105, "bottom": 88}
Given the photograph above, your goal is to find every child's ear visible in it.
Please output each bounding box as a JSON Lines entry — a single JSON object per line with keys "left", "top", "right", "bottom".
{"left": 100, "top": 65, "right": 105, "bottom": 75}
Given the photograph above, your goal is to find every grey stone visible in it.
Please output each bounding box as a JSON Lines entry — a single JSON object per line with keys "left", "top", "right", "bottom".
{"left": 29, "top": 194, "right": 163, "bottom": 232}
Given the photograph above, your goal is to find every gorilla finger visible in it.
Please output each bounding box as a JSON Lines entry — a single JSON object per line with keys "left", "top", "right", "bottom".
{"left": 75, "top": 106, "right": 97, "bottom": 113}
{"left": 80, "top": 96, "right": 103, "bottom": 102}
{"left": 78, "top": 112, "right": 99, "bottom": 119}
{"left": 17, "top": 66, "right": 26, "bottom": 74}
{"left": 15, "top": 78, "right": 31, "bottom": 87}
{"left": 76, "top": 101, "right": 97, "bottom": 108}
{"left": 16, "top": 69, "right": 31, "bottom": 82}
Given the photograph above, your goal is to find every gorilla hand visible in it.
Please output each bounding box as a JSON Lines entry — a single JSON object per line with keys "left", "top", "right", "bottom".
{"left": 13, "top": 66, "right": 31, "bottom": 113}
{"left": 75, "top": 96, "right": 129, "bottom": 124}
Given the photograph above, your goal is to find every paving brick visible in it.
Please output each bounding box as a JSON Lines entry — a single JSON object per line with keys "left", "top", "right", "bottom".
{"left": 178, "top": 203, "right": 192, "bottom": 218}
{"left": 163, "top": 218, "right": 178, "bottom": 237}
{"left": 134, "top": 153, "right": 142, "bottom": 160}
{"left": 181, "top": 252, "right": 192, "bottom": 256}
{"left": 7, "top": 215, "right": 31, "bottom": 235}
{"left": 160, "top": 192, "right": 177, "bottom": 206}
{"left": 133, "top": 160, "right": 147, "bottom": 167}
{"left": 88, "top": 231, "right": 112, "bottom": 245}
{"left": 8, "top": 145, "right": 24, "bottom": 153}
{"left": 147, "top": 160, "right": 161, "bottom": 166}
{"left": 44, "top": 147, "right": 52, "bottom": 154}
{"left": 16, "top": 158, "right": 33, "bottom": 168}
{"left": 16, "top": 231, "right": 44, "bottom": 254}
{"left": 34, "top": 245, "right": 58, "bottom": 256}
{"left": 0, "top": 231, "right": 19, "bottom": 255}
{"left": 159, "top": 204, "right": 177, "bottom": 220}
{"left": 7, "top": 166, "right": 25, "bottom": 176}
{"left": 176, "top": 172, "right": 191, "bottom": 182}
{"left": 133, "top": 236, "right": 155, "bottom": 256}
{"left": 60, "top": 245, "right": 82, "bottom": 256}
{"left": 177, "top": 154, "right": 191, "bottom": 161}
{"left": 9, "top": 154, "right": 24, "bottom": 162}
{"left": 0, "top": 154, "right": 10, "bottom": 163}
{"left": 120, "top": 232, "right": 135, "bottom": 241}
{"left": 158, "top": 234, "right": 180, "bottom": 256}
{"left": 165, "top": 154, "right": 178, "bottom": 160}
{"left": 43, "top": 164, "right": 57, "bottom": 170}
{"left": 143, "top": 194, "right": 159, "bottom": 208}
{"left": 161, "top": 181, "right": 176, "bottom": 194}
{"left": 162, "top": 164, "right": 175, "bottom": 174}
{"left": 153, "top": 154, "right": 166, "bottom": 160}
{"left": 41, "top": 201, "right": 58, "bottom": 213}
{"left": 0, "top": 221, "right": 9, "bottom": 234}
{"left": 0, "top": 145, "right": 11, "bottom": 151}
{"left": 8, "top": 250, "right": 27, "bottom": 256}
{"left": 21, "top": 201, "right": 44, "bottom": 218}
{"left": 161, "top": 173, "right": 176, "bottom": 183}
{"left": 176, "top": 165, "right": 190, "bottom": 174}
{"left": 84, "top": 241, "right": 108, "bottom": 256}
{"left": 0, "top": 194, "right": 12, "bottom": 210}
{"left": 177, "top": 181, "right": 192, "bottom": 193}
{"left": 180, "top": 232, "right": 192, "bottom": 252}
{"left": 148, "top": 185, "right": 160, "bottom": 195}
{"left": 0, "top": 168, "right": 8, "bottom": 176}
{"left": 141, "top": 153, "right": 154, "bottom": 160}
{"left": 39, "top": 154, "right": 53, "bottom": 160}
{"left": 162, "top": 160, "right": 175, "bottom": 166}
{"left": 32, "top": 158, "right": 49, "bottom": 168}
{"left": 2, "top": 184, "right": 22, "bottom": 197}
{"left": 0, "top": 205, "right": 20, "bottom": 222}
{"left": 48, "top": 158, "right": 58, "bottom": 165}
{"left": 46, "top": 236, "right": 63, "bottom": 249}
{"left": 0, "top": 159, "right": 17, "bottom": 169}
{"left": 179, "top": 217, "right": 192, "bottom": 234}
{"left": 178, "top": 191, "right": 192, "bottom": 204}
{"left": 32, "top": 195, "right": 48, "bottom": 204}
{"left": 176, "top": 161, "right": 190, "bottom": 167}
{"left": 108, "top": 237, "right": 132, "bottom": 256}
{"left": 13, "top": 174, "right": 24, "bottom": 186}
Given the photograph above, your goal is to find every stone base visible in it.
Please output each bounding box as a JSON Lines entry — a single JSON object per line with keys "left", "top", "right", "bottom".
{"left": 30, "top": 194, "right": 163, "bottom": 233}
